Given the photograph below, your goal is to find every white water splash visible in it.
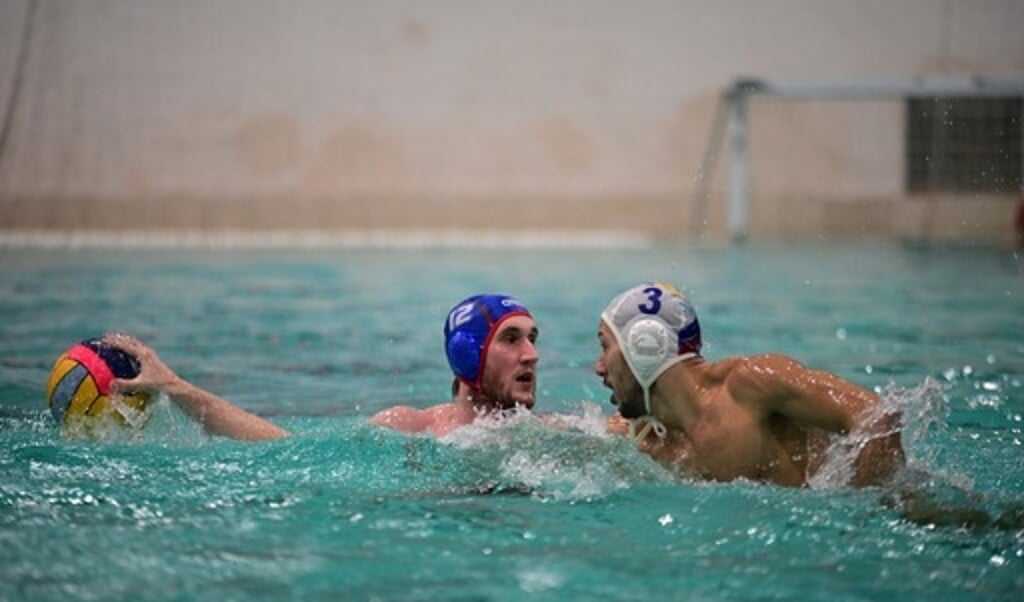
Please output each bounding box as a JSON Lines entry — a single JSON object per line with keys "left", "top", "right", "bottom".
{"left": 440, "top": 402, "right": 667, "bottom": 500}
{"left": 809, "top": 377, "right": 949, "bottom": 490}
{"left": 516, "top": 566, "right": 565, "bottom": 593}
{"left": 439, "top": 405, "right": 538, "bottom": 450}
{"left": 440, "top": 402, "right": 614, "bottom": 448}
{"left": 537, "top": 401, "right": 617, "bottom": 438}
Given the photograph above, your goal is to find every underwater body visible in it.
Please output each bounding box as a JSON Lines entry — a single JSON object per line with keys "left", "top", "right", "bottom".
{"left": 1, "top": 241, "right": 1022, "bottom": 600}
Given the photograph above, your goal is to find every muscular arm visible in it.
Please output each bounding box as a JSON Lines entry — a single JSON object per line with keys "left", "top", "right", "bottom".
{"left": 730, "top": 354, "right": 904, "bottom": 485}
{"left": 104, "top": 334, "right": 290, "bottom": 441}
{"left": 729, "top": 354, "right": 876, "bottom": 433}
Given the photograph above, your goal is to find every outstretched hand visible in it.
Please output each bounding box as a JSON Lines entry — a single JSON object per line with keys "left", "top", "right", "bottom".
{"left": 102, "top": 333, "right": 182, "bottom": 396}
{"left": 101, "top": 333, "right": 289, "bottom": 440}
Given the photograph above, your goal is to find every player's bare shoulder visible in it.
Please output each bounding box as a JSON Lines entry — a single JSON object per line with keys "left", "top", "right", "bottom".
{"left": 370, "top": 405, "right": 432, "bottom": 433}
{"left": 723, "top": 354, "right": 805, "bottom": 404}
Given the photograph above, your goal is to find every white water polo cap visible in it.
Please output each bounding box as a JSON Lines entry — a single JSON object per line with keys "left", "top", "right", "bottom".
{"left": 601, "top": 282, "right": 702, "bottom": 414}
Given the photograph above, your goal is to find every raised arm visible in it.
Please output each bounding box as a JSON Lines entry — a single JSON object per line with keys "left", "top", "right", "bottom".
{"left": 103, "top": 334, "right": 290, "bottom": 441}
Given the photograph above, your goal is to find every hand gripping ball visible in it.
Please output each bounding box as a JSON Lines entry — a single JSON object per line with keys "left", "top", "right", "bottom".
{"left": 45, "top": 338, "right": 151, "bottom": 430}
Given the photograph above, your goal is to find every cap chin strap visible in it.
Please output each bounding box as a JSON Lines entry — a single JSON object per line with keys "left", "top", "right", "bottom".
{"left": 639, "top": 351, "right": 696, "bottom": 414}
{"left": 629, "top": 352, "right": 696, "bottom": 443}
{"left": 628, "top": 416, "right": 667, "bottom": 442}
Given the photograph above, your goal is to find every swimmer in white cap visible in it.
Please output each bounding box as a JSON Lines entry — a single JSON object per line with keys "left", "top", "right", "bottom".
{"left": 596, "top": 282, "right": 904, "bottom": 487}
{"left": 371, "top": 294, "right": 539, "bottom": 437}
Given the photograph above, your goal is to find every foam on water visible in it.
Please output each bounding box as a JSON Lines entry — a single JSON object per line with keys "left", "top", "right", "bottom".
{"left": 810, "top": 377, "right": 953, "bottom": 490}
{"left": 439, "top": 403, "right": 674, "bottom": 501}
{"left": 804, "top": 377, "right": 1024, "bottom": 530}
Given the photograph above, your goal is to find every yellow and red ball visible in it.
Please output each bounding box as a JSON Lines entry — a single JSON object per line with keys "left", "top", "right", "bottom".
{"left": 46, "top": 338, "right": 151, "bottom": 428}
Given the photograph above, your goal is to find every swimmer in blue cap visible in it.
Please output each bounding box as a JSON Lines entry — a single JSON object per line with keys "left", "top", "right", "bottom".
{"left": 371, "top": 293, "right": 539, "bottom": 436}
{"left": 596, "top": 282, "right": 904, "bottom": 487}
{"left": 100, "top": 294, "right": 538, "bottom": 441}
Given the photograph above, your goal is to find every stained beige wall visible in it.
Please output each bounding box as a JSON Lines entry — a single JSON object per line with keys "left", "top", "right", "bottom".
{"left": 0, "top": 0, "right": 1022, "bottom": 241}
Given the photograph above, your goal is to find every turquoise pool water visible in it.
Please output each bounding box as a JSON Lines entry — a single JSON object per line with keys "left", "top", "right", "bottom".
{"left": 1, "top": 241, "right": 1022, "bottom": 600}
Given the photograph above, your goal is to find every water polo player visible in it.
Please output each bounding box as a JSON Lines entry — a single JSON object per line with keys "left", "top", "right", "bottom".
{"left": 370, "top": 293, "right": 538, "bottom": 436}
{"left": 596, "top": 282, "right": 905, "bottom": 487}
{"left": 99, "top": 294, "right": 537, "bottom": 441}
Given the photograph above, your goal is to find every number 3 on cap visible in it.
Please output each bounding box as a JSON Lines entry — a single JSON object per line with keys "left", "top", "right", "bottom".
{"left": 638, "top": 287, "right": 662, "bottom": 315}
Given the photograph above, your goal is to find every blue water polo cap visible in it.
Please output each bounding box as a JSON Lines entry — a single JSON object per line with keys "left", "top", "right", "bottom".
{"left": 444, "top": 294, "right": 532, "bottom": 387}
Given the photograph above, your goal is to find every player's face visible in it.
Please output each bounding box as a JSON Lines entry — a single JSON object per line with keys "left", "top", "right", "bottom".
{"left": 595, "top": 322, "right": 645, "bottom": 419}
{"left": 479, "top": 315, "right": 538, "bottom": 409}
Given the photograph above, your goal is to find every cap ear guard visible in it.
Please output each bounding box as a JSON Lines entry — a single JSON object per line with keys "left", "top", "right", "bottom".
{"left": 446, "top": 330, "right": 481, "bottom": 384}
{"left": 623, "top": 319, "right": 673, "bottom": 387}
